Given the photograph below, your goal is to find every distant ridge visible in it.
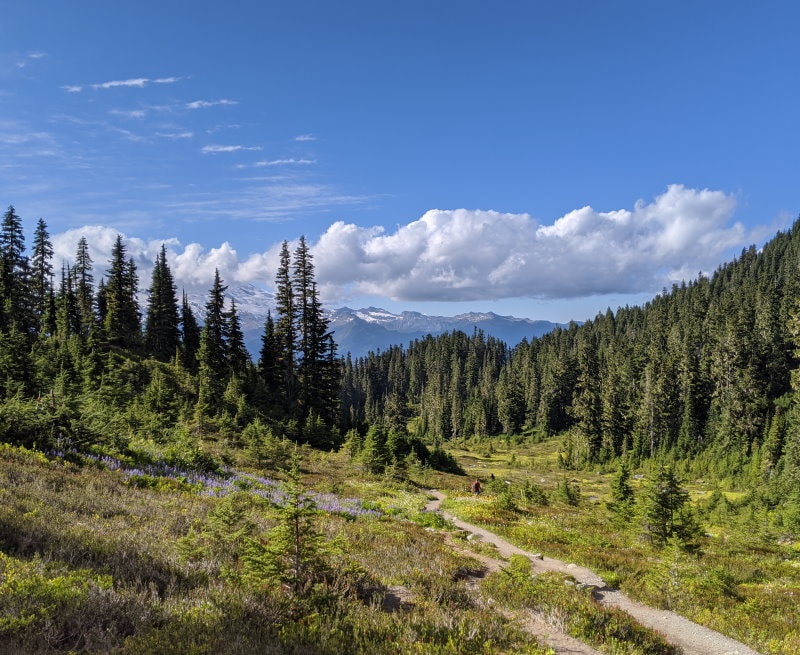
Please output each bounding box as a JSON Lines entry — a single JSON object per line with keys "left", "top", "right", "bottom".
{"left": 186, "top": 284, "right": 568, "bottom": 358}
{"left": 188, "top": 284, "right": 566, "bottom": 358}
{"left": 328, "top": 306, "right": 568, "bottom": 357}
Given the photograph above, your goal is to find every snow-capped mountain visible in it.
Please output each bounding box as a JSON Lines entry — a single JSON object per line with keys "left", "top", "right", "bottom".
{"left": 185, "top": 284, "right": 567, "bottom": 358}
{"left": 185, "top": 284, "right": 276, "bottom": 333}
{"left": 328, "top": 306, "right": 567, "bottom": 357}
{"left": 185, "top": 284, "right": 276, "bottom": 355}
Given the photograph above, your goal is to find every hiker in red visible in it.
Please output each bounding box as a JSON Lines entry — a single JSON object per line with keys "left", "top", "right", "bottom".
{"left": 471, "top": 479, "right": 482, "bottom": 495}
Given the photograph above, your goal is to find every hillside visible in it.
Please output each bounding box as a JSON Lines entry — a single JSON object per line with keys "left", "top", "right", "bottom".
{"left": 342, "top": 220, "right": 800, "bottom": 493}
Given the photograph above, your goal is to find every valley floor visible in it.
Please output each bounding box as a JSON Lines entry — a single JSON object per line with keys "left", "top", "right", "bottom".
{"left": 1, "top": 437, "right": 796, "bottom": 654}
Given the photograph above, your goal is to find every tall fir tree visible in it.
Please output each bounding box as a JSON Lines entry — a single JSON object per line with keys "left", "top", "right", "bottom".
{"left": 196, "top": 270, "right": 228, "bottom": 417}
{"left": 180, "top": 291, "right": 201, "bottom": 371}
{"left": 275, "top": 241, "right": 296, "bottom": 415}
{"left": 55, "top": 265, "right": 80, "bottom": 339}
{"left": 258, "top": 311, "right": 280, "bottom": 388}
{"left": 226, "top": 298, "right": 249, "bottom": 378}
{"left": 30, "top": 218, "right": 53, "bottom": 330}
{"left": 0, "top": 205, "right": 32, "bottom": 332}
{"left": 571, "top": 333, "right": 603, "bottom": 461}
{"left": 74, "top": 236, "right": 95, "bottom": 336}
{"left": 144, "top": 245, "right": 180, "bottom": 361}
{"left": 103, "top": 236, "right": 140, "bottom": 349}
{"left": 293, "top": 238, "right": 335, "bottom": 421}
{"left": 95, "top": 278, "right": 107, "bottom": 327}
{"left": 41, "top": 285, "right": 57, "bottom": 337}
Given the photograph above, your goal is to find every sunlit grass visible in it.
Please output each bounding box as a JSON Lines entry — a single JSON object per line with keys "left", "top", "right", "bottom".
{"left": 0, "top": 443, "right": 552, "bottom": 655}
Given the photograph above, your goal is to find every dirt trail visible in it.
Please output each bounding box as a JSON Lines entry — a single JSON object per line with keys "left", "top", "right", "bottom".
{"left": 426, "top": 491, "right": 763, "bottom": 655}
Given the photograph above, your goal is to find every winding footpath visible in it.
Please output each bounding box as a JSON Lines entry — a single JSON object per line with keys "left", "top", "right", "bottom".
{"left": 426, "top": 490, "right": 762, "bottom": 655}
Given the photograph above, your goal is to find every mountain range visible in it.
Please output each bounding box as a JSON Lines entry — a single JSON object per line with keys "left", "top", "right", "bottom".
{"left": 186, "top": 284, "right": 568, "bottom": 359}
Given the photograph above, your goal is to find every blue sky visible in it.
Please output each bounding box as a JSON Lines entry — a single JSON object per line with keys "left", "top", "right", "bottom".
{"left": 1, "top": 1, "right": 798, "bottom": 321}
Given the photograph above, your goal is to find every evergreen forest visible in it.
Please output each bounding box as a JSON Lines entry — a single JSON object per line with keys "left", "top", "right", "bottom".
{"left": 0, "top": 205, "right": 456, "bottom": 471}
{"left": 341, "top": 219, "right": 800, "bottom": 515}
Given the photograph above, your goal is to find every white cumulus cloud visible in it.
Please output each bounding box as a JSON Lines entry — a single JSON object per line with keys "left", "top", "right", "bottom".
{"left": 49, "top": 186, "right": 772, "bottom": 304}
{"left": 51, "top": 226, "right": 277, "bottom": 296}
{"left": 310, "top": 185, "right": 756, "bottom": 301}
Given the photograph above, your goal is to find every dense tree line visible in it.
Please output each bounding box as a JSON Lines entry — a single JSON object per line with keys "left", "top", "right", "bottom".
{"left": 0, "top": 205, "right": 340, "bottom": 451}
{"left": 341, "top": 219, "right": 800, "bottom": 492}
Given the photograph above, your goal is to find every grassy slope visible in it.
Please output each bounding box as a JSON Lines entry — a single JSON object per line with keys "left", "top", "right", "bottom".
{"left": 0, "top": 443, "right": 548, "bottom": 655}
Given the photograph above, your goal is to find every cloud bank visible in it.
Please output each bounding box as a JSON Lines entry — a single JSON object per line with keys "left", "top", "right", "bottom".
{"left": 313, "top": 185, "right": 751, "bottom": 301}
{"left": 50, "top": 185, "right": 770, "bottom": 302}
{"left": 51, "top": 226, "right": 279, "bottom": 295}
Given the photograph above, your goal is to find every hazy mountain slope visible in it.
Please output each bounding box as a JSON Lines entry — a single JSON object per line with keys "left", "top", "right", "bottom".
{"left": 186, "top": 285, "right": 567, "bottom": 358}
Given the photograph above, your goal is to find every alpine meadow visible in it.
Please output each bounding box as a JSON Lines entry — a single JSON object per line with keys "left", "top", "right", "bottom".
{"left": 3, "top": 3, "right": 800, "bottom": 655}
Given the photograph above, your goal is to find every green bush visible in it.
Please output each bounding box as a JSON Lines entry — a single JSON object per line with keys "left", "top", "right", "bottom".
{"left": 520, "top": 481, "right": 549, "bottom": 506}
{"left": 554, "top": 478, "right": 580, "bottom": 506}
{"left": 412, "top": 511, "right": 454, "bottom": 530}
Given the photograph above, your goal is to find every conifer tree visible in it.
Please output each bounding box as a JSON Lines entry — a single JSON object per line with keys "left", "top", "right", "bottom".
{"left": 180, "top": 291, "right": 201, "bottom": 371}
{"left": 104, "top": 236, "right": 140, "bottom": 349}
{"left": 0, "top": 205, "right": 32, "bottom": 331}
{"left": 41, "top": 286, "right": 57, "bottom": 337}
{"left": 275, "top": 241, "right": 296, "bottom": 414}
{"left": 144, "top": 245, "right": 180, "bottom": 361}
{"left": 30, "top": 218, "right": 53, "bottom": 329}
{"left": 74, "top": 236, "right": 94, "bottom": 336}
{"left": 497, "top": 369, "right": 525, "bottom": 435}
{"left": 95, "top": 278, "right": 107, "bottom": 327}
{"left": 0, "top": 323, "right": 31, "bottom": 397}
{"left": 293, "top": 237, "right": 312, "bottom": 366}
{"left": 303, "top": 278, "right": 336, "bottom": 421}
{"left": 196, "top": 270, "right": 228, "bottom": 417}
{"left": 320, "top": 334, "right": 341, "bottom": 426}
{"left": 55, "top": 266, "right": 79, "bottom": 339}
{"left": 243, "top": 452, "right": 329, "bottom": 598}
{"left": 640, "top": 464, "right": 700, "bottom": 548}
{"left": 292, "top": 239, "right": 334, "bottom": 418}
{"left": 608, "top": 459, "right": 635, "bottom": 519}
{"left": 258, "top": 310, "right": 281, "bottom": 392}
{"left": 571, "top": 334, "right": 603, "bottom": 460}
{"left": 360, "top": 424, "right": 389, "bottom": 473}
{"left": 226, "top": 298, "right": 249, "bottom": 377}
